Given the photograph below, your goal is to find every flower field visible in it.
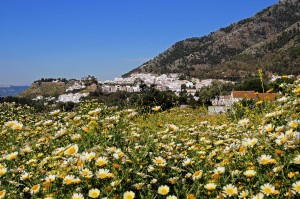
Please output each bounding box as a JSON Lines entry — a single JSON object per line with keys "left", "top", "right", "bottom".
{"left": 0, "top": 77, "right": 300, "bottom": 199}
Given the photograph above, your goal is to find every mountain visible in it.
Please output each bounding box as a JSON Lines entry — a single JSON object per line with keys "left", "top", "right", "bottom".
{"left": 124, "top": 0, "right": 300, "bottom": 80}
{"left": 0, "top": 86, "right": 29, "bottom": 97}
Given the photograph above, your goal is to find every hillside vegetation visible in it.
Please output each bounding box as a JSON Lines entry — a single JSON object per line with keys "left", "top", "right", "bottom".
{"left": 124, "top": 0, "right": 300, "bottom": 80}
{"left": 0, "top": 76, "right": 299, "bottom": 198}
{"left": 19, "top": 82, "right": 67, "bottom": 98}
{"left": 19, "top": 77, "right": 98, "bottom": 99}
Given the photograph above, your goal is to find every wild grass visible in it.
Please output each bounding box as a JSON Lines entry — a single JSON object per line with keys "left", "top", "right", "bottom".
{"left": 0, "top": 77, "right": 299, "bottom": 199}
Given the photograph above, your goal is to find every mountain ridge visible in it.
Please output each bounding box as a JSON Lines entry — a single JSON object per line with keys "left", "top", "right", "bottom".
{"left": 124, "top": 0, "right": 300, "bottom": 80}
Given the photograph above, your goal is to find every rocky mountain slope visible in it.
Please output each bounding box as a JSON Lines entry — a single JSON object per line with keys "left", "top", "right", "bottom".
{"left": 124, "top": 0, "right": 300, "bottom": 80}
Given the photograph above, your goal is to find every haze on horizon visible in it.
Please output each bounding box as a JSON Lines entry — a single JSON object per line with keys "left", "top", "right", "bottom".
{"left": 0, "top": 0, "right": 279, "bottom": 86}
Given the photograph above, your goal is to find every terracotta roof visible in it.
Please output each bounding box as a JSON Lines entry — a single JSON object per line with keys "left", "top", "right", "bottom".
{"left": 257, "top": 93, "right": 278, "bottom": 100}
{"left": 232, "top": 91, "right": 257, "bottom": 99}
{"left": 232, "top": 91, "right": 278, "bottom": 100}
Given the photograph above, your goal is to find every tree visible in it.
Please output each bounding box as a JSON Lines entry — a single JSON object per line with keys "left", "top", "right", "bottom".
{"left": 197, "top": 87, "right": 212, "bottom": 106}
{"left": 181, "top": 84, "right": 187, "bottom": 91}
{"left": 269, "top": 77, "right": 296, "bottom": 92}
{"left": 82, "top": 75, "right": 98, "bottom": 86}
{"left": 129, "top": 88, "right": 178, "bottom": 112}
{"left": 178, "top": 90, "right": 188, "bottom": 105}
{"left": 234, "top": 78, "right": 269, "bottom": 93}
{"left": 139, "top": 83, "right": 149, "bottom": 92}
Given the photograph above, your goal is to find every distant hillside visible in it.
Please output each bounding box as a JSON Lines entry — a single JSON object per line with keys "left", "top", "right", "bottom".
{"left": 124, "top": 0, "right": 300, "bottom": 80}
{"left": 19, "top": 76, "right": 98, "bottom": 99}
{"left": 0, "top": 86, "right": 29, "bottom": 97}
{"left": 19, "top": 82, "right": 67, "bottom": 98}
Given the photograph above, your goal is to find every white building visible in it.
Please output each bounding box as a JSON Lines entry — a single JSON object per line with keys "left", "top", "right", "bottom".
{"left": 57, "top": 93, "right": 89, "bottom": 103}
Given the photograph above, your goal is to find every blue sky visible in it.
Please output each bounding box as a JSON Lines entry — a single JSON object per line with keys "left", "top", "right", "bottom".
{"left": 0, "top": 0, "right": 278, "bottom": 85}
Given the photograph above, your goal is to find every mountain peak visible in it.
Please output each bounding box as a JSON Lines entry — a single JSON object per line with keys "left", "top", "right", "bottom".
{"left": 124, "top": 0, "right": 300, "bottom": 80}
